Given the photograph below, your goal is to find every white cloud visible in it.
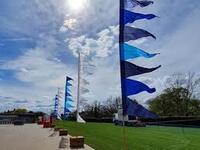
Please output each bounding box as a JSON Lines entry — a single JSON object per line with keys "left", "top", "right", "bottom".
{"left": 67, "top": 25, "right": 119, "bottom": 58}
{"left": 0, "top": 35, "right": 78, "bottom": 112}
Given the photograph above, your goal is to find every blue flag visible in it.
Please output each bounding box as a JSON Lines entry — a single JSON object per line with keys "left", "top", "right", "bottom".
{"left": 67, "top": 76, "right": 73, "bottom": 81}
{"left": 64, "top": 108, "right": 71, "bottom": 113}
{"left": 121, "top": 26, "right": 156, "bottom": 42}
{"left": 136, "top": 0, "right": 154, "bottom": 7}
{"left": 67, "top": 88, "right": 71, "bottom": 92}
{"left": 66, "top": 97, "right": 73, "bottom": 102}
{"left": 121, "top": 43, "right": 159, "bottom": 60}
{"left": 65, "top": 102, "right": 74, "bottom": 108}
{"left": 66, "top": 92, "right": 72, "bottom": 97}
{"left": 67, "top": 82, "right": 72, "bottom": 86}
{"left": 126, "top": 98, "right": 158, "bottom": 118}
{"left": 123, "top": 9, "right": 157, "bottom": 24}
{"left": 121, "top": 61, "right": 161, "bottom": 77}
{"left": 123, "top": 79, "right": 156, "bottom": 96}
{"left": 125, "top": 0, "right": 154, "bottom": 8}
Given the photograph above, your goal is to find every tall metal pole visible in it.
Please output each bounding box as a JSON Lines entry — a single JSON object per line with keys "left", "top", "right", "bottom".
{"left": 119, "top": 0, "right": 126, "bottom": 118}
{"left": 119, "top": 0, "right": 128, "bottom": 149}
{"left": 76, "top": 52, "right": 81, "bottom": 121}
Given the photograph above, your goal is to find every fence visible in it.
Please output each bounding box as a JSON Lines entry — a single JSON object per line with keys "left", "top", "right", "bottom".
{"left": 0, "top": 120, "right": 12, "bottom": 125}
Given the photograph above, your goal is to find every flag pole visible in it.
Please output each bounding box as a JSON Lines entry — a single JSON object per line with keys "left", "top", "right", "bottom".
{"left": 119, "top": 0, "right": 128, "bottom": 149}
{"left": 76, "top": 51, "right": 81, "bottom": 121}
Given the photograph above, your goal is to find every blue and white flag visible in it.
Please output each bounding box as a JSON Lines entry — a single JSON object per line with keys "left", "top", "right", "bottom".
{"left": 64, "top": 76, "right": 73, "bottom": 119}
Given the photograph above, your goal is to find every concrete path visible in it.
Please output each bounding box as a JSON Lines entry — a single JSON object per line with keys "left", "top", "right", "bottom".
{"left": 0, "top": 124, "right": 94, "bottom": 150}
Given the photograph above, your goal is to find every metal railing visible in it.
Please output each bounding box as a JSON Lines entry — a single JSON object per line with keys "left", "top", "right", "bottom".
{"left": 0, "top": 120, "right": 12, "bottom": 125}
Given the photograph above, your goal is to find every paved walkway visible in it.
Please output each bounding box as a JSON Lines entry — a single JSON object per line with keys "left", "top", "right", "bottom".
{"left": 0, "top": 124, "right": 94, "bottom": 150}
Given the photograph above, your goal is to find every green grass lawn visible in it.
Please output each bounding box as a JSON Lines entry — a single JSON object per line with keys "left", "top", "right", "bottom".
{"left": 56, "top": 121, "right": 200, "bottom": 150}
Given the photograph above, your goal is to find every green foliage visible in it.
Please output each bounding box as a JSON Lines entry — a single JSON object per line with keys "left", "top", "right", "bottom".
{"left": 14, "top": 108, "right": 28, "bottom": 114}
{"left": 2, "top": 108, "right": 28, "bottom": 114}
{"left": 149, "top": 87, "right": 200, "bottom": 116}
{"left": 56, "top": 121, "right": 200, "bottom": 150}
{"left": 149, "top": 73, "right": 200, "bottom": 116}
{"left": 81, "top": 97, "right": 120, "bottom": 118}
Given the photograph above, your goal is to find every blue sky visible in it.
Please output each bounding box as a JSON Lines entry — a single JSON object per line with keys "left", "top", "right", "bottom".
{"left": 0, "top": 0, "right": 200, "bottom": 112}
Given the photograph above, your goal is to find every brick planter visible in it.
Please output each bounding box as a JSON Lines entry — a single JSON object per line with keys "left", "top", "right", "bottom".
{"left": 51, "top": 124, "right": 55, "bottom": 128}
{"left": 54, "top": 127, "right": 62, "bottom": 132}
{"left": 43, "top": 122, "right": 51, "bottom": 128}
{"left": 59, "top": 129, "right": 68, "bottom": 136}
{"left": 70, "top": 136, "right": 84, "bottom": 148}
{"left": 37, "top": 121, "right": 43, "bottom": 125}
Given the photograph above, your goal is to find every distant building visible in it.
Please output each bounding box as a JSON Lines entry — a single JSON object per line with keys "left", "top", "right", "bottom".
{"left": 0, "top": 113, "right": 44, "bottom": 124}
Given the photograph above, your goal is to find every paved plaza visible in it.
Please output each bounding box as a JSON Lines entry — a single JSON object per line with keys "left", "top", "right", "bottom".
{"left": 0, "top": 124, "right": 93, "bottom": 150}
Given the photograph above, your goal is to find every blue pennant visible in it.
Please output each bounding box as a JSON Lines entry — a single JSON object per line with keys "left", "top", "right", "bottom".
{"left": 136, "top": 0, "right": 154, "bottom": 7}
{"left": 65, "top": 102, "right": 74, "bottom": 108}
{"left": 123, "top": 79, "right": 156, "bottom": 96}
{"left": 67, "top": 88, "right": 71, "bottom": 92}
{"left": 67, "top": 82, "right": 72, "bottom": 86}
{"left": 66, "top": 92, "right": 72, "bottom": 97}
{"left": 126, "top": 98, "right": 158, "bottom": 118}
{"left": 121, "top": 43, "right": 159, "bottom": 60}
{"left": 121, "top": 26, "right": 156, "bottom": 42}
{"left": 66, "top": 97, "right": 73, "bottom": 102}
{"left": 64, "top": 108, "right": 71, "bottom": 113}
{"left": 121, "top": 61, "right": 161, "bottom": 77}
{"left": 67, "top": 76, "right": 73, "bottom": 81}
{"left": 123, "top": 9, "right": 157, "bottom": 24}
{"left": 125, "top": 0, "right": 154, "bottom": 8}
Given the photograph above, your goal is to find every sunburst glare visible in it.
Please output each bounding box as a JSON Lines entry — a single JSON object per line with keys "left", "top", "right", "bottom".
{"left": 67, "top": 0, "right": 88, "bottom": 12}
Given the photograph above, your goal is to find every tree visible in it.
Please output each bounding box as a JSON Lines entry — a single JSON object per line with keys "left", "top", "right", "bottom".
{"left": 167, "top": 72, "right": 200, "bottom": 115}
{"left": 82, "top": 97, "right": 120, "bottom": 118}
{"left": 149, "top": 87, "right": 190, "bottom": 116}
{"left": 14, "top": 108, "right": 28, "bottom": 114}
{"left": 149, "top": 72, "right": 200, "bottom": 116}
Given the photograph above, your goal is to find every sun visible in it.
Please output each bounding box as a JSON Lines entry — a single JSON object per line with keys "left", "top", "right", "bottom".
{"left": 68, "top": 0, "right": 87, "bottom": 11}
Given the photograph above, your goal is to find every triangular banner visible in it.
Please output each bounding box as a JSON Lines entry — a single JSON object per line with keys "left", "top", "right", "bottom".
{"left": 125, "top": 0, "right": 154, "bottom": 8}
{"left": 123, "top": 79, "right": 156, "bottom": 96}
{"left": 67, "top": 88, "right": 71, "bottom": 92}
{"left": 121, "top": 61, "right": 161, "bottom": 77}
{"left": 67, "top": 82, "right": 72, "bottom": 86}
{"left": 66, "top": 92, "right": 72, "bottom": 97}
{"left": 121, "top": 43, "right": 159, "bottom": 60}
{"left": 67, "top": 76, "right": 73, "bottom": 81}
{"left": 64, "top": 108, "right": 71, "bottom": 113}
{"left": 123, "top": 9, "right": 157, "bottom": 24}
{"left": 121, "top": 26, "right": 156, "bottom": 42}
{"left": 66, "top": 97, "right": 73, "bottom": 102}
{"left": 126, "top": 98, "right": 158, "bottom": 118}
{"left": 65, "top": 102, "right": 74, "bottom": 108}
